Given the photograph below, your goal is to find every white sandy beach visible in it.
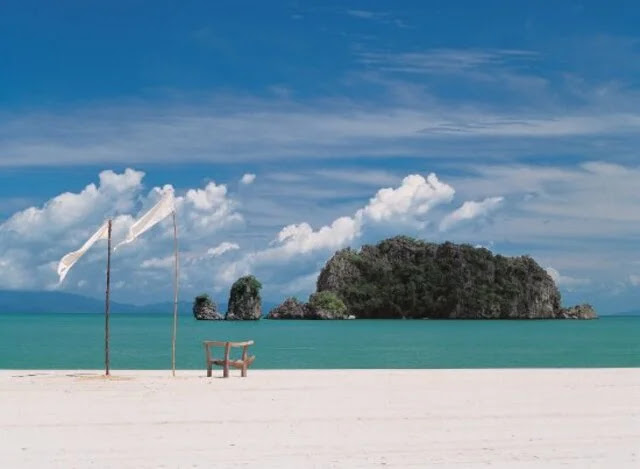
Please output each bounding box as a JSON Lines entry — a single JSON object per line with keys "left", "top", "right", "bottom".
{"left": 1, "top": 369, "right": 639, "bottom": 468}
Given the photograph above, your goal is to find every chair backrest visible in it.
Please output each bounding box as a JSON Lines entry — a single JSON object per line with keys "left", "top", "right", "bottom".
{"left": 203, "top": 340, "right": 254, "bottom": 348}
{"left": 203, "top": 340, "right": 254, "bottom": 361}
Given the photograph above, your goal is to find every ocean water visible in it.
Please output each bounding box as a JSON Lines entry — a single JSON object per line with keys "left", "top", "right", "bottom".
{"left": 0, "top": 313, "right": 638, "bottom": 369}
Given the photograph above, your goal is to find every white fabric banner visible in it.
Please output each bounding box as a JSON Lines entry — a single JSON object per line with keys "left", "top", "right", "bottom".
{"left": 57, "top": 221, "right": 110, "bottom": 283}
{"left": 115, "top": 189, "right": 175, "bottom": 250}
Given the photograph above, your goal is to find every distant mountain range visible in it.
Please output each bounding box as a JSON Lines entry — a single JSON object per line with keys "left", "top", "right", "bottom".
{"left": 0, "top": 290, "right": 278, "bottom": 315}
{"left": 0, "top": 290, "right": 192, "bottom": 314}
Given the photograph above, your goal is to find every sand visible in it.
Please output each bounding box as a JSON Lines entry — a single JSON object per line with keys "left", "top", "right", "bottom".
{"left": 1, "top": 369, "right": 639, "bottom": 468}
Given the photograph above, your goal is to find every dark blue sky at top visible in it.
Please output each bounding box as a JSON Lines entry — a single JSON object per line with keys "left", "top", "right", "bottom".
{"left": 2, "top": 1, "right": 640, "bottom": 311}
{"left": 1, "top": 0, "right": 638, "bottom": 109}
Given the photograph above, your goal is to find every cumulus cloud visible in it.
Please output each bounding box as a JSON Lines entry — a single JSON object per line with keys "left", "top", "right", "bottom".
{"left": 240, "top": 173, "right": 256, "bottom": 185}
{"left": 265, "top": 173, "right": 454, "bottom": 259}
{"left": 0, "top": 169, "right": 242, "bottom": 300}
{"left": 179, "top": 183, "right": 243, "bottom": 233}
{"left": 360, "top": 174, "right": 455, "bottom": 223}
{"left": 0, "top": 169, "right": 144, "bottom": 242}
{"left": 439, "top": 196, "right": 504, "bottom": 231}
{"left": 272, "top": 217, "right": 361, "bottom": 255}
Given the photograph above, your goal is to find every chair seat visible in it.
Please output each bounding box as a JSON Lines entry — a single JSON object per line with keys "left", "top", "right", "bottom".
{"left": 211, "top": 355, "right": 256, "bottom": 369}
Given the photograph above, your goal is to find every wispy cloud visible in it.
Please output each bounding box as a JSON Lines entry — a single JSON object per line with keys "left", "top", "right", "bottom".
{"left": 346, "top": 9, "right": 380, "bottom": 20}
{"left": 345, "top": 9, "right": 410, "bottom": 28}
{"left": 440, "top": 196, "right": 504, "bottom": 231}
{"left": 3, "top": 97, "right": 640, "bottom": 167}
{"left": 357, "top": 48, "right": 538, "bottom": 74}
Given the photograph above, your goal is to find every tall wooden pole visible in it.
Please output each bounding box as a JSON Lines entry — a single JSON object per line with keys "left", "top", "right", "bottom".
{"left": 171, "top": 211, "right": 179, "bottom": 376}
{"left": 105, "top": 219, "right": 112, "bottom": 376}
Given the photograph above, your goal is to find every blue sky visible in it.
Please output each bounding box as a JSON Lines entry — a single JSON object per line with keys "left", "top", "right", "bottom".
{"left": 1, "top": 1, "right": 640, "bottom": 313}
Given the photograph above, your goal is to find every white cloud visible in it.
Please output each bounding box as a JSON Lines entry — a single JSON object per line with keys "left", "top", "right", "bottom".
{"left": 240, "top": 173, "right": 256, "bottom": 185}
{"left": 207, "top": 242, "right": 240, "bottom": 257}
{"left": 346, "top": 9, "right": 378, "bottom": 19}
{"left": 360, "top": 174, "right": 455, "bottom": 223}
{"left": 180, "top": 182, "right": 243, "bottom": 232}
{"left": 3, "top": 97, "right": 640, "bottom": 168}
{"left": 141, "top": 256, "right": 174, "bottom": 269}
{"left": 629, "top": 275, "right": 640, "bottom": 287}
{"left": 545, "top": 267, "right": 591, "bottom": 289}
{"left": 261, "top": 173, "right": 454, "bottom": 260}
{"left": 439, "top": 196, "right": 504, "bottom": 231}
{"left": 0, "top": 169, "right": 144, "bottom": 241}
{"left": 448, "top": 161, "right": 640, "bottom": 238}
{"left": 358, "top": 48, "right": 538, "bottom": 74}
{"left": 0, "top": 169, "right": 242, "bottom": 300}
{"left": 272, "top": 217, "right": 361, "bottom": 255}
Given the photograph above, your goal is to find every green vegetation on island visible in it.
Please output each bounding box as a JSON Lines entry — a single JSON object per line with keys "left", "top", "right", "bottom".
{"left": 266, "top": 292, "right": 349, "bottom": 319}
{"left": 225, "top": 275, "right": 262, "bottom": 320}
{"left": 314, "top": 236, "right": 596, "bottom": 319}
{"left": 194, "top": 236, "right": 597, "bottom": 320}
{"left": 192, "top": 294, "right": 223, "bottom": 320}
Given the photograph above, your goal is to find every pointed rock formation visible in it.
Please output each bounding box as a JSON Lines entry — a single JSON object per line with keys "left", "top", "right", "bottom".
{"left": 226, "top": 275, "right": 262, "bottom": 320}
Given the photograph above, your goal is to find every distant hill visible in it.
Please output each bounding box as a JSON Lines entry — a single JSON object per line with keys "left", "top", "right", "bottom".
{"left": 0, "top": 290, "right": 191, "bottom": 314}
{"left": 0, "top": 290, "right": 277, "bottom": 316}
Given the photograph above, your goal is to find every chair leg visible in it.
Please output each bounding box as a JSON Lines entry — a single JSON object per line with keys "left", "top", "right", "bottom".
{"left": 207, "top": 363, "right": 212, "bottom": 378}
{"left": 241, "top": 364, "right": 247, "bottom": 377}
{"left": 223, "top": 343, "right": 231, "bottom": 378}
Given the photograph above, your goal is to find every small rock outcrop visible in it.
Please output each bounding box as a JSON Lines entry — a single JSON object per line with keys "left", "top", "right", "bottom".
{"left": 266, "top": 297, "right": 308, "bottom": 319}
{"left": 307, "top": 291, "right": 349, "bottom": 319}
{"left": 226, "top": 275, "right": 262, "bottom": 320}
{"left": 316, "top": 236, "right": 597, "bottom": 319}
{"left": 266, "top": 293, "right": 350, "bottom": 320}
{"left": 192, "top": 294, "right": 223, "bottom": 320}
{"left": 559, "top": 304, "right": 597, "bottom": 319}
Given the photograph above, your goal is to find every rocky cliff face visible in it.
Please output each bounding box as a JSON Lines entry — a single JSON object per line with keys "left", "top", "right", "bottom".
{"left": 316, "top": 236, "right": 596, "bottom": 319}
{"left": 192, "top": 295, "right": 223, "bottom": 320}
{"left": 226, "top": 275, "right": 262, "bottom": 320}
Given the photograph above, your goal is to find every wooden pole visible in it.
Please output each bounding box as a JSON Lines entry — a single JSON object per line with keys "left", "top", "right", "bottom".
{"left": 171, "top": 211, "right": 179, "bottom": 376}
{"left": 105, "top": 219, "right": 112, "bottom": 376}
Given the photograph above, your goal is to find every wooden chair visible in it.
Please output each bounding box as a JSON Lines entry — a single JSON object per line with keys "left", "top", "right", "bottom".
{"left": 203, "top": 340, "right": 255, "bottom": 378}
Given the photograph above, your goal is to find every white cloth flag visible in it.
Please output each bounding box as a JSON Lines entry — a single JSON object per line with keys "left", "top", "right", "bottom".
{"left": 115, "top": 189, "right": 175, "bottom": 250}
{"left": 57, "top": 221, "right": 110, "bottom": 283}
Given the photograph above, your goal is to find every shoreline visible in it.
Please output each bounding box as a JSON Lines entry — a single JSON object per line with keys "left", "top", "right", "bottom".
{"left": 2, "top": 369, "right": 639, "bottom": 468}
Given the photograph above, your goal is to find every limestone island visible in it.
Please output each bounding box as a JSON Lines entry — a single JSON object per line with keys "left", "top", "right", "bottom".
{"left": 192, "top": 275, "right": 263, "bottom": 321}
{"left": 266, "top": 236, "right": 597, "bottom": 320}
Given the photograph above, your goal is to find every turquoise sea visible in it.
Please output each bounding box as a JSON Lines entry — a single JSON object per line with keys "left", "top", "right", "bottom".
{"left": 0, "top": 313, "right": 639, "bottom": 369}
